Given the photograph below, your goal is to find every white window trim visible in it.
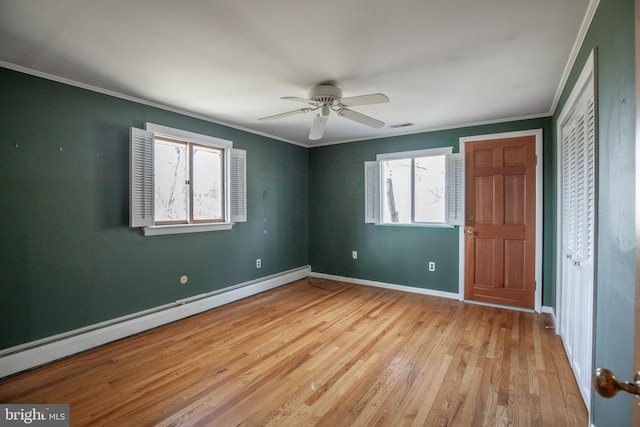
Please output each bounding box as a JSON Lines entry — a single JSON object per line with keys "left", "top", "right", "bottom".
{"left": 377, "top": 222, "right": 455, "bottom": 229}
{"left": 142, "top": 222, "right": 233, "bottom": 236}
{"left": 365, "top": 146, "right": 463, "bottom": 228}
{"left": 146, "top": 123, "right": 233, "bottom": 151}
{"left": 376, "top": 146, "right": 452, "bottom": 161}
{"left": 130, "top": 123, "right": 246, "bottom": 236}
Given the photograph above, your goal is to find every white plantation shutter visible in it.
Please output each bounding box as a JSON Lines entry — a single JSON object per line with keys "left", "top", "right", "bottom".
{"left": 364, "top": 161, "right": 380, "bottom": 223}
{"left": 130, "top": 127, "right": 154, "bottom": 227}
{"left": 230, "top": 148, "right": 247, "bottom": 223}
{"left": 445, "top": 153, "right": 464, "bottom": 226}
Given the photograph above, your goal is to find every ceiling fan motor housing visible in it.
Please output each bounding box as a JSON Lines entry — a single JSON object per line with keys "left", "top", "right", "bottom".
{"left": 309, "top": 84, "right": 343, "bottom": 104}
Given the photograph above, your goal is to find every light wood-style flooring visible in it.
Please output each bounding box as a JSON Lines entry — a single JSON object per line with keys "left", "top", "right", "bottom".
{"left": 0, "top": 279, "right": 588, "bottom": 426}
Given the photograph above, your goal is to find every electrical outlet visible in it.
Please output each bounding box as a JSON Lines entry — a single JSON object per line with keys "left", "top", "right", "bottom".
{"left": 428, "top": 262, "right": 436, "bottom": 272}
{"left": 256, "top": 259, "right": 261, "bottom": 268}
{"left": 352, "top": 251, "right": 358, "bottom": 260}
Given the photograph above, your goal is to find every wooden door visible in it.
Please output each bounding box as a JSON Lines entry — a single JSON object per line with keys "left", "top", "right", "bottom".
{"left": 464, "top": 136, "right": 536, "bottom": 309}
{"left": 635, "top": 180, "right": 640, "bottom": 427}
{"left": 593, "top": 0, "right": 640, "bottom": 418}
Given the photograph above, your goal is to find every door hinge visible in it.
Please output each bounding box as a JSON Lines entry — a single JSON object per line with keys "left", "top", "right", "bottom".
{"left": 534, "top": 281, "right": 537, "bottom": 290}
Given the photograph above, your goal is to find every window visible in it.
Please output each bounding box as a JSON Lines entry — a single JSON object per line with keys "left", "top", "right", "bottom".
{"left": 130, "top": 123, "right": 246, "bottom": 236}
{"left": 365, "top": 147, "right": 463, "bottom": 227}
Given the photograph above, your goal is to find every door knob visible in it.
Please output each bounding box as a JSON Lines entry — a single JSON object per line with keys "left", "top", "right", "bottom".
{"left": 466, "top": 229, "right": 474, "bottom": 235}
{"left": 593, "top": 368, "right": 640, "bottom": 401}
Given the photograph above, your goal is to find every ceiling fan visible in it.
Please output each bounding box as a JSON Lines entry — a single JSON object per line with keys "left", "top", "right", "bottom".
{"left": 258, "top": 84, "right": 390, "bottom": 140}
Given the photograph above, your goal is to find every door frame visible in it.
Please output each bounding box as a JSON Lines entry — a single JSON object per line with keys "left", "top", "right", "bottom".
{"left": 458, "top": 129, "right": 544, "bottom": 312}
{"left": 634, "top": 0, "right": 640, "bottom": 424}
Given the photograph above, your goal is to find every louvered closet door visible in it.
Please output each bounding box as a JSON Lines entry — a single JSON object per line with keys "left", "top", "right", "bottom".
{"left": 559, "top": 93, "right": 596, "bottom": 408}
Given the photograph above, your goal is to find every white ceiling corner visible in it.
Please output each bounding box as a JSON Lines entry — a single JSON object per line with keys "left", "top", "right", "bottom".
{"left": 0, "top": 0, "right": 592, "bottom": 147}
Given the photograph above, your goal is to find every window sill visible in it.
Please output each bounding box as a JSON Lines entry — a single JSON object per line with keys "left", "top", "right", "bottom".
{"left": 374, "top": 222, "right": 455, "bottom": 229}
{"left": 142, "top": 222, "right": 233, "bottom": 236}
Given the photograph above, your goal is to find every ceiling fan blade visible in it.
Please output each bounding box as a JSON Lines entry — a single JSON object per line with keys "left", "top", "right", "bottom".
{"left": 309, "top": 113, "right": 329, "bottom": 140}
{"left": 257, "top": 108, "right": 312, "bottom": 121}
{"left": 281, "top": 96, "right": 316, "bottom": 104}
{"left": 337, "top": 108, "right": 385, "bottom": 128}
{"left": 339, "top": 93, "right": 389, "bottom": 107}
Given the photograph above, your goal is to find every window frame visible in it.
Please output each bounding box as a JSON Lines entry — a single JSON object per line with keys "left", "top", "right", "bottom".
{"left": 152, "top": 135, "right": 227, "bottom": 226}
{"left": 365, "top": 147, "right": 464, "bottom": 228}
{"left": 189, "top": 142, "right": 225, "bottom": 224}
{"left": 130, "top": 123, "right": 246, "bottom": 236}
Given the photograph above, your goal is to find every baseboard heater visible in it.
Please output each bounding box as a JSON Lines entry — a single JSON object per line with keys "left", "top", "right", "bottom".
{"left": 0, "top": 266, "right": 310, "bottom": 378}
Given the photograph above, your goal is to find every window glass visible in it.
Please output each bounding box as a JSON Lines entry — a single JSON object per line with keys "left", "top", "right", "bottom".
{"left": 192, "top": 145, "right": 224, "bottom": 221}
{"left": 414, "top": 155, "right": 446, "bottom": 223}
{"left": 381, "top": 158, "right": 411, "bottom": 223}
{"left": 154, "top": 138, "right": 188, "bottom": 223}
{"left": 376, "top": 147, "right": 452, "bottom": 226}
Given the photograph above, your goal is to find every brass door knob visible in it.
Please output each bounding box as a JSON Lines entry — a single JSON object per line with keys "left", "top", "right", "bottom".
{"left": 466, "top": 229, "right": 474, "bottom": 235}
{"left": 593, "top": 367, "right": 640, "bottom": 398}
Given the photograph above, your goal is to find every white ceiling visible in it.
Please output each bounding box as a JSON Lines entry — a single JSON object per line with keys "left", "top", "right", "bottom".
{"left": 0, "top": 0, "right": 592, "bottom": 147}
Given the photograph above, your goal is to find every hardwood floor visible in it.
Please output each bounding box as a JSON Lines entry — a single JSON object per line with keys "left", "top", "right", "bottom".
{"left": 0, "top": 279, "right": 588, "bottom": 426}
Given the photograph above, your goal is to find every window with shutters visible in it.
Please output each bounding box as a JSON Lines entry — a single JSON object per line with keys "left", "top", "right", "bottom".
{"left": 364, "top": 147, "right": 464, "bottom": 227}
{"left": 130, "top": 123, "right": 246, "bottom": 236}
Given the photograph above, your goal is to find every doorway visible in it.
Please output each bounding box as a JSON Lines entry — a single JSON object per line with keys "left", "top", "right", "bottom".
{"left": 459, "top": 129, "right": 543, "bottom": 312}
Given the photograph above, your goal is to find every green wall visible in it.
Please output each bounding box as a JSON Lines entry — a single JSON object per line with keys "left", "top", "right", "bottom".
{"left": 0, "top": 66, "right": 557, "bottom": 353}
{"left": 0, "top": 68, "right": 309, "bottom": 349}
{"left": 552, "top": 0, "right": 636, "bottom": 424}
{"left": 308, "top": 117, "right": 555, "bottom": 301}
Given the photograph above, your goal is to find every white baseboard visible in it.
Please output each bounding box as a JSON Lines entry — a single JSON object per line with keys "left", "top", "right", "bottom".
{"left": 0, "top": 266, "right": 310, "bottom": 378}
{"left": 310, "top": 272, "right": 459, "bottom": 300}
{"left": 541, "top": 306, "right": 557, "bottom": 330}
